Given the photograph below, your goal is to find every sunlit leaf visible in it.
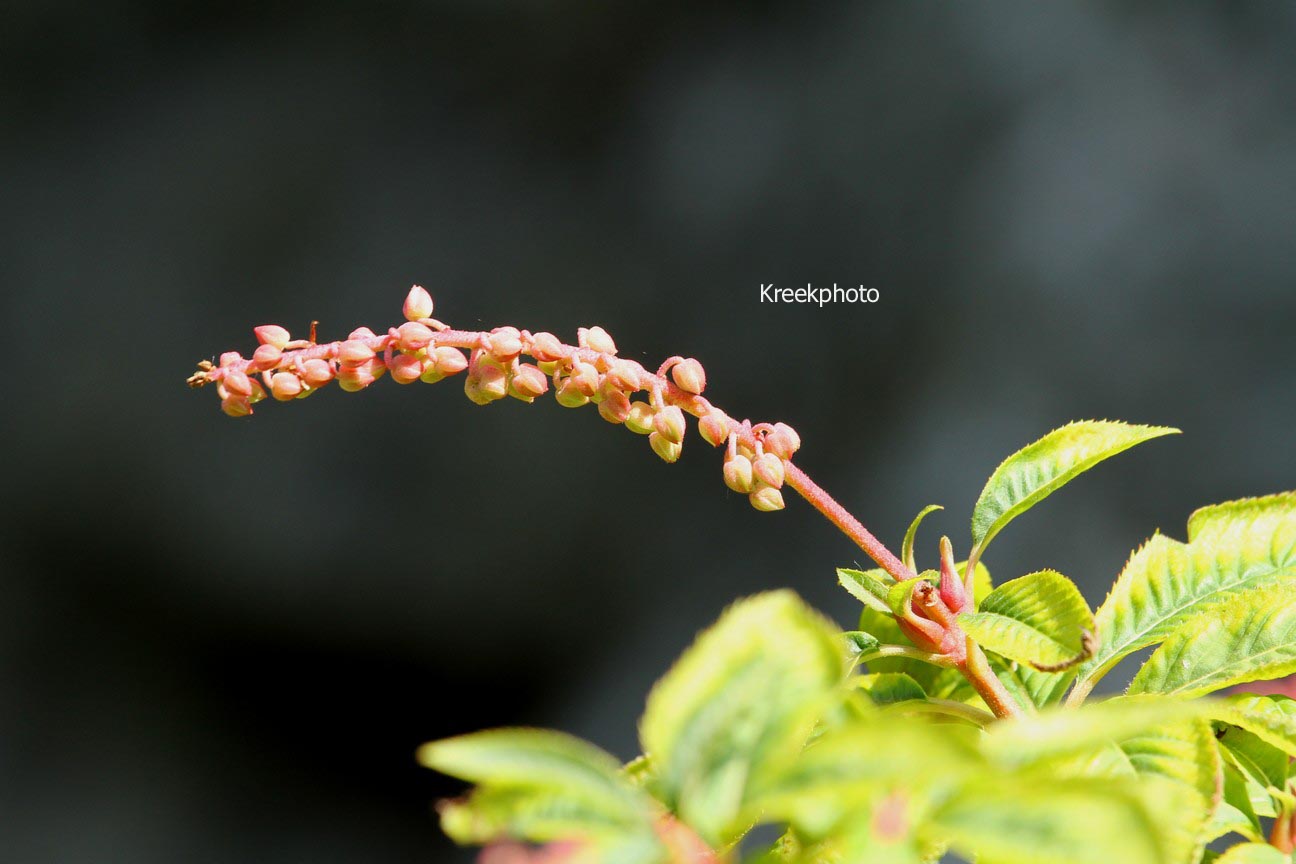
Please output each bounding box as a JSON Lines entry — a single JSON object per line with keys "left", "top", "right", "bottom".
{"left": 1128, "top": 583, "right": 1296, "bottom": 697}
{"left": 638, "top": 590, "right": 843, "bottom": 847}
{"left": 1213, "top": 842, "right": 1289, "bottom": 864}
{"left": 1213, "top": 693, "right": 1296, "bottom": 760}
{"left": 838, "top": 567, "right": 893, "bottom": 613}
{"left": 1078, "top": 491, "right": 1296, "bottom": 696}
{"left": 970, "top": 421, "right": 1177, "bottom": 554}
{"left": 1118, "top": 720, "right": 1220, "bottom": 864}
{"left": 959, "top": 570, "right": 1093, "bottom": 670}
{"left": 902, "top": 504, "right": 944, "bottom": 573}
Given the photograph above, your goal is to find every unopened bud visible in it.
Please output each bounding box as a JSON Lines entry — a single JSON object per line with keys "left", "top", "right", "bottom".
{"left": 221, "top": 395, "right": 252, "bottom": 417}
{"left": 598, "top": 389, "right": 631, "bottom": 424}
{"left": 270, "top": 371, "right": 303, "bottom": 400}
{"left": 337, "top": 363, "right": 377, "bottom": 392}
{"left": 653, "top": 405, "right": 686, "bottom": 444}
{"left": 247, "top": 379, "right": 267, "bottom": 403}
{"left": 607, "top": 359, "right": 641, "bottom": 392}
{"left": 625, "top": 402, "right": 655, "bottom": 434}
{"left": 403, "top": 285, "right": 434, "bottom": 321}
{"left": 219, "top": 351, "right": 242, "bottom": 368}
{"left": 555, "top": 378, "right": 590, "bottom": 408}
{"left": 300, "top": 358, "right": 334, "bottom": 387}
{"left": 223, "top": 369, "right": 253, "bottom": 397}
{"left": 752, "top": 452, "right": 785, "bottom": 488}
{"left": 348, "top": 326, "right": 377, "bottom": 340}
{"left": 389, "top": 352, "right": 423, "bottom": 384}
{"left": 339, "top": 339, "right": 376, "bottom": 365}
{"left": 698, "top": 413, "right": 728, "bottom": 447}
{"left": 530, "top": 332, "right": 565, "bottom": 363}
{"left": 433, "top": 346, "right": 468, "bottom": 376}
{"left": 671, "top": 358, "right": 706, "bottom": 395}
{"left": 250, "top": 343, "right": 282, "bottom": 371}
{"left": 749, "top": 484, "right": 786, "bottom": 512}
{"left": 766, "top": 423, "right": 802, "bottom": 459}
{"left": 254, "top": 325, "right": 291, "bottom": 349}
{"left": 395, "top": 321, "right": 433, "bottom": 352}
{"left": 487, "top": 327, "right": 523, "bottom": 362}
{"left": 418, "top": 361, "right": 444, "bottom": 384}
{"left": 464, "top": 364, "right": 507, "bottom": 404}
{"left": 569, "top": 362, "right": 599, "bottom": 397}
{"left": 580, "top": 326, "right": 617, "bottom": 355}
{"left": 509, "top": 364, "right": 549, "bottom": 400}
{"left": 649, "top": 432, "right": 681, "bottom": 463}
{"left": 723, "top": 454, "right": 754, "bottom": 493}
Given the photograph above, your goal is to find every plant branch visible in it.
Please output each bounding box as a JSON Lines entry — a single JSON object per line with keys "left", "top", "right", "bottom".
{"left": 956, "top": 639, "right": 1025, "bottom": 720}
{"left": 883, "top": 698, "right": 997, "bottom": 727}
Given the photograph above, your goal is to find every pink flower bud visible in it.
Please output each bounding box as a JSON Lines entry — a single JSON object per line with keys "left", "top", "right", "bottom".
{"left": 219, "top": 351, "right": 242, "bottom": 368}
{"left": 270, "top": 371, "right": 303, "bottom": 400}
{"left": 487, "top": 327, "right": 523, "bottom": 362}
{"left": 598, "top": 389, "right": 631, "bottom": 424}
{"left": 649, "top": 432, "right": 681, "bottom": 463}
{"left": 530, "top": 332, "right": 565, "bottom": 362}
{"left": 254, "top": 325, "right": 291, "bottom": 349}
{"left": 555, "top": 378, "right": 590, "bottom": 408}
{"left": 509, "top": 364, "right": 549, "bottom": 400}
{"left": 300, "top": 358, "right": 334, "bottom": 387}
{"left": 403, "top": 285, "right": 434, "bottom": 321}
{"left": 395, "top": 321, "right": 433, "bottom": 352}
{"left": 389, "top": 352, "right": 423, "bottom": 384}
{"left": 249, "top": 343, "right": 282, "bottom": 372}
{"left": 671, "top": 358, "right": 706, "bottom": 395}
{"left": 348, "top": 326, "right": 377, "bottom": 340}
{"left": 418, "top": 361, "right": 444, "bottom": 384}
{"left": 247, "top": 379, "right": 267, "bottom": 403}
{"left": 337, "top": 363, "right": 377, "bottom": 392}
{"left": 464, "top": 364, "right": 507, "bottom": 405}
{"left": 221, "top": 395, "right": 252, "bottom": 417}
{"left": 223, "top": 369, "right": 254, "bottom": 397}
{"left": 569, "top": 362, "right": 599, "bottom": 397}
{"left": 579, "top": 326, "right": 617, "bottom": 355}
{"left": 433, "top": 346, "right": 469, "bottom": 376}
{"left": 749, "top": 484, "right": 785, "bottom": 512}
{"left": 766, "top": 423, "right": 802, "bottom": 459}
{"left": 625, "top": 402, "right": 655, "bottom": 435}
{"left": 698, "top": 413, "right": 728, "bottom": 447}
{"left": 723, "top": 454, "right": 754, "bottom": 493}
{"left": 607, "top": 359, "right": 641, "bottom": 392}
{"left": 752, "top": 452, "right": 785, "bottom": 488}
{"left": 653, "top": 405, "right": 686, "bottom": 444}
{"left": 339, "top": 339, "right": 376, "bottom": 365}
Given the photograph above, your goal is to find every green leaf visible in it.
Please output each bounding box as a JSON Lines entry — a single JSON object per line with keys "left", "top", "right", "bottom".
{"left": 931, "top": 779, "right": 1163, "bottom": 864}
{"left": 1128, "top": 583, "right": 1296, "bottom": 697}
{"left": 989, "top": 656, "right": 1074, "bottom": 711}
{"left": 858, "top": 607, "right": 944, "bottom": 693}
{"left": 1213, "top": 693, "right": 1296, "bottom": 760}
{"left": 958, "top": 570, "right": 1094, "bottom": 670}
{"left": 418, "top": 728, "right": 662, "bottom": 855}
{"left": 856, "top": 673, "right": 927, "bottom": 705}
{"left": 837, "top": 567, "right": 893, "bottom": 613}
{"left": 841, "top": 630, "right": 882, "bottom": 662}
{"left": 1218, "top": 725, "right": 1290, "bottom": 796}
{"left": 902, "top": 504, "right": 944, "bottom": 573}
{"left": 1118, "top": 720, "right": 1220, "bottom": 864}
{"left": 969, "top": 421, "right": 1178, "bottom": 554}
{"left": 638, "top": 590, "right": 843, "bottom": 847}
{"left": 1209, "top": 758, "right": 1265, "bottom": 843}
{"left": 1214, "top": 843, "right": 1289, "bottom": 864}
{"left": 1078, "top": 491, "right": 1296, "bottom": 695}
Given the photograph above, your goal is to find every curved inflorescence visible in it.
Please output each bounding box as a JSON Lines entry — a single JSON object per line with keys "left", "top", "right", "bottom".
{"left": 188, "top": 286, "right": 803, "bottom": 513}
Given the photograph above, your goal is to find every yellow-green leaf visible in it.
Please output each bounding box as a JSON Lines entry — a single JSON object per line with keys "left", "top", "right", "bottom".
{"left": 902, "top": 504, "right": 944, "bottom": 573}
{"left": 1213, "top": 693, "right": 1296, "bottom": 760}
{"left": 1128, "top": 583, "right": 1296, "bottom": 698}
{"left": 1077, "top": 492, "right": 1296, "bottom": 697}
{"left": 638, "top": 590, "right": 843, "bottom": 847}
{"left": 970, "top": 421, "right": 1178, "bottom": 554}
{"left": 1214, "top": 843, "right": 1289, "bottom": 864}
{"left": 1118, "top": 720, "right": 1220, "bottom": 864}
{"left": 958, "top": 570, "right": 1094, "bottom": 670}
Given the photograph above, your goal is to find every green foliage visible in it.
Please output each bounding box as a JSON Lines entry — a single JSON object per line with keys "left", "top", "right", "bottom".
{"left": 1077, "top": 491, "right": 1296, "bottom": 696}
{"left": 418, "top": 424, "right": 1296, "bottom": 864}
{"left": 901, "top": 504, "right": 943, "bottom": 573}
{"left": 958, "top": 570, "right": 1093, "bottom": 670}
{"left": 969, "top": 420, "right": 1178, "bottom": 555}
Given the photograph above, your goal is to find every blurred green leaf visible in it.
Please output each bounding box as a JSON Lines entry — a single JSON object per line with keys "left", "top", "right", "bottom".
{"left": 1118, "top": 719, "right": 1220, "bottom": 864}
{"left": 1078, "top": 491, "right": 1296, "bottom": 696}
{"left": 1128, "top": 584, "right": 1296, "bottom": 697}
{"left": 1214, "top": 843, "right": 1289, "bottom": 864}
{"left": 638, "top": 590, "right": 843, "bottom": 847}
{"left": 970, "top": 421, "right": 1177, "bottom": 554}
{"left": 855, "top": 673, "right": 927, "bottom": 705}
{"left": 959, "top": 570, "right": 1093, "bottom": 670}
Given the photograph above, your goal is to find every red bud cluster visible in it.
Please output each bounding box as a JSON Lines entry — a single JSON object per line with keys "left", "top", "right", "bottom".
{"left": 189, "top": 287, "right": 802, "bottom": 512}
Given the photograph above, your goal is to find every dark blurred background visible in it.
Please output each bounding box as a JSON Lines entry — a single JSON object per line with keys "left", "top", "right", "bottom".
{"left": 3, "top": 1, "right": 1295, "bottom": 861}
